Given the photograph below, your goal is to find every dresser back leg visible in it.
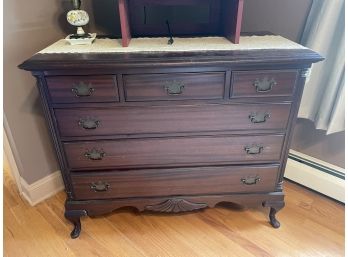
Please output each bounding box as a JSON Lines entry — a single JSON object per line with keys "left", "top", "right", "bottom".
{"left": 64, "top": 210, "right": 87, "bottom": 239}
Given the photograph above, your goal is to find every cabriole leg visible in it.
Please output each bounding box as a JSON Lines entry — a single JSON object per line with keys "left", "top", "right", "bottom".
{"left": 64, "top": 210, "right": 87, "bottom": 239}
{"left": 262, "top": 201, "right": 285, "bottom": 228}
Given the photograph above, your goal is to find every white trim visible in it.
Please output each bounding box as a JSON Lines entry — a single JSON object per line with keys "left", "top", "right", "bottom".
{"left": 4, "top": 114, "right": 64, "bottom": 206}
{"left": 20, "top": 170, "right": 64, "bottom": 206}
{"left": 285, "top": 149, "right": 345, "bottom": 203}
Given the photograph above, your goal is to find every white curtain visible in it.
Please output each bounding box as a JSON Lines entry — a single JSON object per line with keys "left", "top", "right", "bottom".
{"left": 298, "top": 0, "right": 345, "bottom": 134}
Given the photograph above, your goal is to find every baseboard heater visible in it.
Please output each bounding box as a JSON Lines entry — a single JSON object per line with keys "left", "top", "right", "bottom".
{"left": 284, "top": 149, "right": 345, "bottom": 203}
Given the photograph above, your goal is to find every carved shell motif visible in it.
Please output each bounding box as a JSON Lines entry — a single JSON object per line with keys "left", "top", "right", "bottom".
{"left": 145, "top": 198, "right": 208, "bottom": 213}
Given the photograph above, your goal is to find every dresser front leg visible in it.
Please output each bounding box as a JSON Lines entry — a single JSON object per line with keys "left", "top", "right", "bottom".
{"left": 64, "top": 210, "right": 87, "bottom": 239}
{"left": 262, "top": 201, "right": 285, "bottom": 228}
{"left": 269, "top": 207, "right": 281, "bottom": 228}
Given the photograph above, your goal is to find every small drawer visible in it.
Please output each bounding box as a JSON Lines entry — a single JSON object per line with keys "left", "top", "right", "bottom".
{"left": 55, "top": 103, "right": 291, "bottom": 137}
{"left": 123, "top": 72, "right": 225, "bottom": 101}
{"left": 45, "top": 75, "right": 119, "bottom": 103}
{"left": 231, "top": 70, "right": 298, "bottom": 97}
{"left": 71, "top": 165, "right": 280, "bottom": 200}
{"left": 63, "top": 134, "right": 284, "bottom": 170}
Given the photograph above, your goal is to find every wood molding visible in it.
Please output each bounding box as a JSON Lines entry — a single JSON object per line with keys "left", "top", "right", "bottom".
{"left": 145, "top": 199, "right": 208, "bottom": 213}
{"left": 284, "top": 149, "right": 345, "bottom": 203}
{"left": 20, "top": 170, "right": 64, "bottom": 206}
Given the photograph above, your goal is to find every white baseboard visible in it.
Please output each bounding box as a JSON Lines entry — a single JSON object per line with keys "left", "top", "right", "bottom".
{"left": 20, "top": 170, "right": 64, "bottom": 206}
{"left": 284, "top": 149, "right": 345, "bottom": 203}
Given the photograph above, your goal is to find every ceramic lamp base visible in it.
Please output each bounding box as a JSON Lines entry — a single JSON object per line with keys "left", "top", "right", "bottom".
{"left": 77, "top": 27, "right": 85, "bottom": 36}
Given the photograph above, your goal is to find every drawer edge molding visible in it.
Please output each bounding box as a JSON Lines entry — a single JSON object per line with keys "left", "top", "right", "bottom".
{"left": 45, "top": 75, "right": 120, "bottom": 103}
{"left": 54, "top": 103, "right": 292, "bottom": 138}
{"left": 70, "top": 164, "right": 281, "bottom": 200}
{"left": 124, "top": 72, "right": 225, "bottom": 101}
{"left": 66, "top": 191, "right": 285, "bottom": 216}
{"left": 63, "top": 134, "right": 285, "bottom": 170}
{"left": 231, "top": 69, "right": 298, "bottom": 98}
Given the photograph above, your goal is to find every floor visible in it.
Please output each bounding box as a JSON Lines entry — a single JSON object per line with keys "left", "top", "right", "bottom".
{"left": 4, "top": 168, "right": 345, "bottom": 257}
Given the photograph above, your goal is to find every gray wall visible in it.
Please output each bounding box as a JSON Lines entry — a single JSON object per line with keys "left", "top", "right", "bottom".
{"left": 3, "top": 0, "right": 73, "bottom": 184}
{"left": 3, "top": 0, "right": 105, "bottom": 184}
{"left": 242, "top": 0, "right": 312, "bottom": 42}
{"left": 4, "top": 0, "right": 343, "bottom": 185}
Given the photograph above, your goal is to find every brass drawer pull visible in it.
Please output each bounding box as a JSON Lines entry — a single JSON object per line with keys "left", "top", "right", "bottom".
{"left": 249, "top": 112, "right": 271, "bottom": 123}
{"left": 78, "top": 118, "right": 100, "bottom": 129}
{"left": 244, "top": 144, "right": 263, "bottom": 155}
{"left": 84, "top": 148, "right": 105, "bottom": 160}
{"left": 241, "top": 176, "right": 261, "bottom": 185}
{"left": 90, "top": 181, "right": 110, "bottom": 192}
{"left": 71, "top": 81, "right": 95, "bottom": 97}
{"left": 253, "top": 78, "right": 277, "bottom": 93}
{"left": 164, "top": 80, "right": 185, "bottom": 95}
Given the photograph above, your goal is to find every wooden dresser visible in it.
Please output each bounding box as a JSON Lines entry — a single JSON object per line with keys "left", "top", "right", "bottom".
{"left": 19, "top": 35, "right": 323, "bottom": 238}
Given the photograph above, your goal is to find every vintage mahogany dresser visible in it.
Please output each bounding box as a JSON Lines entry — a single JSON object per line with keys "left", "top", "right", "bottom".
{"left": 19, "top": 35, "right": 322, "bottom": 238}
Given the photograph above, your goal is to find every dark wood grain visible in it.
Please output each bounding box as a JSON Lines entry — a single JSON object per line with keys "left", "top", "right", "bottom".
{"left": 276, "top": 69, "right": 310, "bottom": 189}
{"left": 45, "top": 75, "right": 119, "bottom": 103}
{"left": 231, "top": 70, "right": 298, "bottom": 97}
{"left": 18, "top": 49, "right": 323, "bottom": 71}
{"left": 18, "top": 34, "right": 323, "bottom": 238}
{"left": 71, "top": 164, "right": 279, "bottom": 200}
{"left": 144, "top": 199, "right": 208, "bottom": 213}
{"left": 119, "top": 0, "right": 131, "bottom": 47}
{"left": 222, "top": 0, "right": 244, "bottom": 44}
{"left": 33, "top": 74, "right": 75, "bottom": 198}
{"left": 64, "top": 210, "right": 87, "bottom": 239}
{"left": 65, "top": 191, "right": 285, "bottom": 216}
{"left": 54, "top": 103, "right": 291, "bottom": 137}
{"left": 123, "top": 72, "right": 225, "bottom": 101}
{"left": 263, "top": 200, "right": 285, "bottom": 228}
{"left": 63, "top": 134, "right": 285, "bottom": 170}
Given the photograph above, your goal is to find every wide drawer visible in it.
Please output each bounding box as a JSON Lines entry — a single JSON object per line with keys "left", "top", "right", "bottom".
{"left": 123, "top": 72, "right": 225, "bottom": 101}
{"left": 231, "top": 70, "right": 298, "bottom": 97}
{"left": 63, "top": 134, "right": 285, "bottom": 170}
{"left": 55, "top": 103, "right": 291, "bottom": 137}
{"left": 71, "top": 165, "right": 280, "bottom": 200}
{"left": 45, "top": 75, "right": 119, "bottom": 103}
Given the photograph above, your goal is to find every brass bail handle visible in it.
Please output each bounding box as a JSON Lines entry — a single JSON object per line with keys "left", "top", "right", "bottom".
{"left": 84, "top": 148, "right": 105, "bottom": 160}
{"left": 78, "top": 117, "right": 100, "bottom": 129}
{"left": 244, "top": 144, "right": 264, "bottom": 155}
{"left": 253, "top": 77, "right": 277, "bottom": 93}
{"left": 90, "top": 181, "right": 110, "bottom": 192}
{"left": 164, "top": 80, "right": 185, "bottom": 95}
{"left": 249, "top": 112, "right": 271, "bottom": 123}
{"left": 241, "top": 176, "right": 261, "bottom": 185}
{"left": 72, "top": 81, "right": 94, "bottom": 97}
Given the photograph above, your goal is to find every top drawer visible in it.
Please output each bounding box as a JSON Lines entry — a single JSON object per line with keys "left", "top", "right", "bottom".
{"left": 45, "top": 75, "right": 119, "bottom": 103}
{"left": 123, "top": 72, "right": 225, "bottom": 101}
{"left": 231, "top": 70, "right": 298, "bottom": 98}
